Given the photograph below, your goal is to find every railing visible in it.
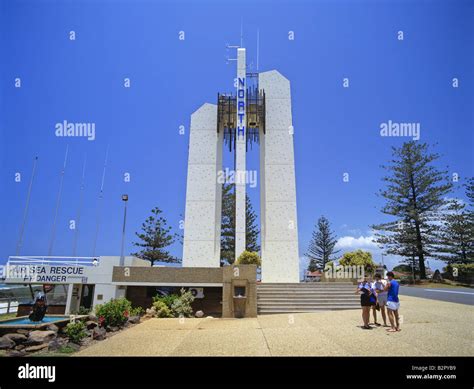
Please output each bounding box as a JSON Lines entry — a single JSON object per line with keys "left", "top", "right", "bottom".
{"left": 6, "top": 256, "right": 99, "bottom": 267}
{"left": 0, "top": 297, "right": 19, "bottom": 315}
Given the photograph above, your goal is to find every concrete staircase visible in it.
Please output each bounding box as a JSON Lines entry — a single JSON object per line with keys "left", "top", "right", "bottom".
{"left": 257, "top": 282, "right": 359, "bottom": 314}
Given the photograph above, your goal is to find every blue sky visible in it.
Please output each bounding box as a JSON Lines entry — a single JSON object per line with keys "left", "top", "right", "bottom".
{"left": 1, "top": 0, "right": 473, "bottom": 273}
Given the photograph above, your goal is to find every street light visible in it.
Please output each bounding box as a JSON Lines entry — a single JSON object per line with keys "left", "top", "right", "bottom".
{"left": 119, "top": 194, "right": 129, "bottom": 266}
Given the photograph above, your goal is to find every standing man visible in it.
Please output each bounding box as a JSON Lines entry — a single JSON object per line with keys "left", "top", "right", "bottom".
{"left": 384, "top": 271, "right": 401, "bottom": 332}
{"left": 373, "top": 274, "right": 388, "bottom": 327}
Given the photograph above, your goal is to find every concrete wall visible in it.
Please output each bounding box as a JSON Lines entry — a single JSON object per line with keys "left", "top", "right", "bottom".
{"left": 112, "top": 266, "right": 223, "bottom": 285}
{"left": 259, "top": 70, "right": 300, "bottom": 283}
{"left": 71, "top": 256, "right": 144, "bottom": 312}
{"left": 182, "top": 103, "right": 223, "bottom": 268}
{"left": 222, "top": 265, "right": 257, "bottom": 318}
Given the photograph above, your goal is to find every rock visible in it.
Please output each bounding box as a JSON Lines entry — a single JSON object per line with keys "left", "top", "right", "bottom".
{"left": 92, "top": 327, "right": 106, "bottom": 341}
{"left": 128, "top": 315, "right": 140, "bottom": 324}
{"left": 24, "top": 343, "right": 49, "bottom": 352}
{"left": 206, "top": 316, "right": 214, "bottom": 319}
{"left": 85, "top": 320, "right": 98, "bottom": 330}
{"left": 106, "top": 326, "right": 119, "bottom": 332}
{"left": 16, "top": 329, "right": 30, "bottom": 335}
{"left": 15, "top": 344, "right": 26, "bottom": 351}
{"left": 195, "top": 310, "right": 204, "bottom": 318}
{"left": 88, "top": 314, "right": 98, "bottom": 322}
{"left": 48, "top": 337, "right": 67, "bottom": 351}
{"left": 46, "top": 324, "right": 59, "bottom": 333}
{"left": 27, "top": 330, "right": 56, "bottom": 345}
{"left": 7, "top": 349, "right": 26, "bottom": 357}
{"left": 4, "top": 333, "right": 27, "bottom": 344}
{"left": 0, "top": 336, "right": 15, "bottom": 350}
{"left": 80, "top": 337, "right": 93, "bottom": 347}
{"left": 66, "top": 342, "right": 81, "bottom": 351}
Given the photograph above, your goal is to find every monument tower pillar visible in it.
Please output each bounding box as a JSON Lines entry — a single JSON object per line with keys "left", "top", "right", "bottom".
{"left": 234, "top": 47, "right": 247, "bottom": 261}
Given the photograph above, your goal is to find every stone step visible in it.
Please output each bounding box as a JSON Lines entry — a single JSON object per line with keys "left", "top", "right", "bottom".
{"left": 257, "top": 290, "right": 357, "bottom": 297}
{"left": 257, "top": 284, "right": 356, "bottom": 289}
{"left": 257, "top": 296, "right": 359, "bottom": 305}
{"left": 257, "top": 290, "right": 356, "bottom": 296}
{"left": 257, "top": 300, "right": 359, "bottom": 305}
{"left": 257, "top": 289, "right": 355, "bottom": 293}
{"left": 258, "top": 306, "right": 360, "bottom": 313}
{"left": 257, "top": 282, "right": 360, "bottom": 313}
{"left": 257, "top": 283, "right": 355, "bottom": 287}
{"left": 257, "top": 285, "right": 355, "bottom": 289}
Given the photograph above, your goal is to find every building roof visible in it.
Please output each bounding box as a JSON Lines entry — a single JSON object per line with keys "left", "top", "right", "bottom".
{"left": 306, "top": 270, "right": 323, "bottom": 277}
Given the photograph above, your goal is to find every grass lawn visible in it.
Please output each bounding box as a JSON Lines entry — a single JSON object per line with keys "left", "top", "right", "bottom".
{"left": 0, "top": 313, "right": 17, "bottom": 321}
{"left": 403, "top": 280, "right": 473, "bottom": 289}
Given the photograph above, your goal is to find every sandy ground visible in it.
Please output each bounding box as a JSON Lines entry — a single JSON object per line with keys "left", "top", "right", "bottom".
{"left": 76, "top": 295, "right": 474, "bottom": 356}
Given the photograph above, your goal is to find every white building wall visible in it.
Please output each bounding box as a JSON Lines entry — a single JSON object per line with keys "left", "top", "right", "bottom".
{"left": 86, "top": 256, "right": 145, "bottom": 311}
{"left": 182, "top": 103, "right": 223, "bottom": 267}
{"left": 259, "top": 70, "right": 300, "bottom": 283}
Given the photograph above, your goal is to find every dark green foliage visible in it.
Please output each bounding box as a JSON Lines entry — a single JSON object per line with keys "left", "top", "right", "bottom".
{"left": 65, "top": 321, "right": 87, "bottom": 344}
{"left": 372, "top": 142, "right": 453, "bottom": 279}
{"left": 220, "top": 183, "right": 260, "bottom": 265}
{"left": 306, "top": 216, "right": 339, "bottom": 271}
{"left": 434, "top": 198, "right": 473, "bottom": 264}
{"left": 132, "top": 207, "right": 180, "bottom": 266}
{"left": 95, "top": 298, "right": 132, "bottom": 327}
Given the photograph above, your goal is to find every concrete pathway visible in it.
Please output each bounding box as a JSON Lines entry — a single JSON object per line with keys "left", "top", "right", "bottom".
{"left": 76, "top": 295, "right": 474, "bottom": 356}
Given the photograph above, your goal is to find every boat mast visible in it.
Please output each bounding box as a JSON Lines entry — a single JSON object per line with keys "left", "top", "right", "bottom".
{"left": 15, "top": 156, "right": 38, "bottom": 255}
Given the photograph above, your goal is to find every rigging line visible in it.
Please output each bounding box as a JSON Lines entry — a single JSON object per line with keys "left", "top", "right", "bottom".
{"left": 92, "top": 144, "right": 109, "bottom": 257}
{"left": 240, "top": 18, "right": 243, "bottom": 47}
{"left": 72, "top": 153, "right": 87, "bottom": 257}
{"left": 15, "top": 156, "right": 38, "bottom": 256}
{"left": 48, "top": 145, "right": 69, "bottom": 256}
{"left": 256, "top": 29, "right": 259, "bottom": 72}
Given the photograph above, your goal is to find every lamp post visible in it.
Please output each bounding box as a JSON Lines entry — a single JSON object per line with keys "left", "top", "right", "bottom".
{"left": 120, "top": 194, "right": 129, "bottom": 266}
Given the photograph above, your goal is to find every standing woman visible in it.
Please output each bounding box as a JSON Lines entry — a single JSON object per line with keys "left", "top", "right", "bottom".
{"left": 356, "top": 277, "right": 375, "bottom": 329}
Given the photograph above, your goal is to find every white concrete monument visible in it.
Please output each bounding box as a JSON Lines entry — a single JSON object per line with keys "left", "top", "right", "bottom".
{"left": 183, "top": 47, "right": 300, "bottom": 283}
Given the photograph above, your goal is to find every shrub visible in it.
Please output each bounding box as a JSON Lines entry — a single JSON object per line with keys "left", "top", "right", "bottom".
{"left": 95, "top": 298, "right": 132, "bottom": 327}
{"left": 170, "top": 288, "right": 195, "bottom": 318}
{"left": 236, "top": 251, "right": 261, "bottom": 266}
{"left": 399, "top": 275, "right": 415, "bottom": 285}
{"left": 58, "top": 345, "right": 77, "bottom": 354}
{"left": 130, "top": 306, "right": 144, "bottom": 317}
{"left": 153, "top": 293, "right": 179, "bottom": 309}
{"left": 65, "top": 321, "right": 87, "bottom": 344}
{"left": 76, "top": 306, "right": 91, "bottom": 315}
{"left": 339, "top": 250, "right": 376, "bottom": 275}
{"left": 152, "top": 300, "right": 173, "bottom": 318}
{"left": 443, "top": 263, "right": 474, "bottom": 284}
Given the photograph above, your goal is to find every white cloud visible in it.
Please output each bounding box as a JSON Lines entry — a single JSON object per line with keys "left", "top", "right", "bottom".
{"left": 335, "top": 235, "right": 378, "bottom": 250}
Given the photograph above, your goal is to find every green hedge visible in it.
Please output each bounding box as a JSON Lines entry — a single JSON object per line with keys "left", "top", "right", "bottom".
{"left": 95, "top": 298, "right": 132, "bottom": 327}
{"left": 444, "top": 264, "right": 474, "bottom": 284}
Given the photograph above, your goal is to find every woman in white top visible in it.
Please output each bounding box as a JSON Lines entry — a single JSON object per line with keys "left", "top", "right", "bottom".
{"left": 373, "top": 274, "right": 388, "bottom": 327}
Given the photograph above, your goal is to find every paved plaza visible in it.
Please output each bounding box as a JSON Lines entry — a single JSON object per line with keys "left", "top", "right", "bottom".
{"left": 77, "top": 295, "right": 474, "bottom": 356}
